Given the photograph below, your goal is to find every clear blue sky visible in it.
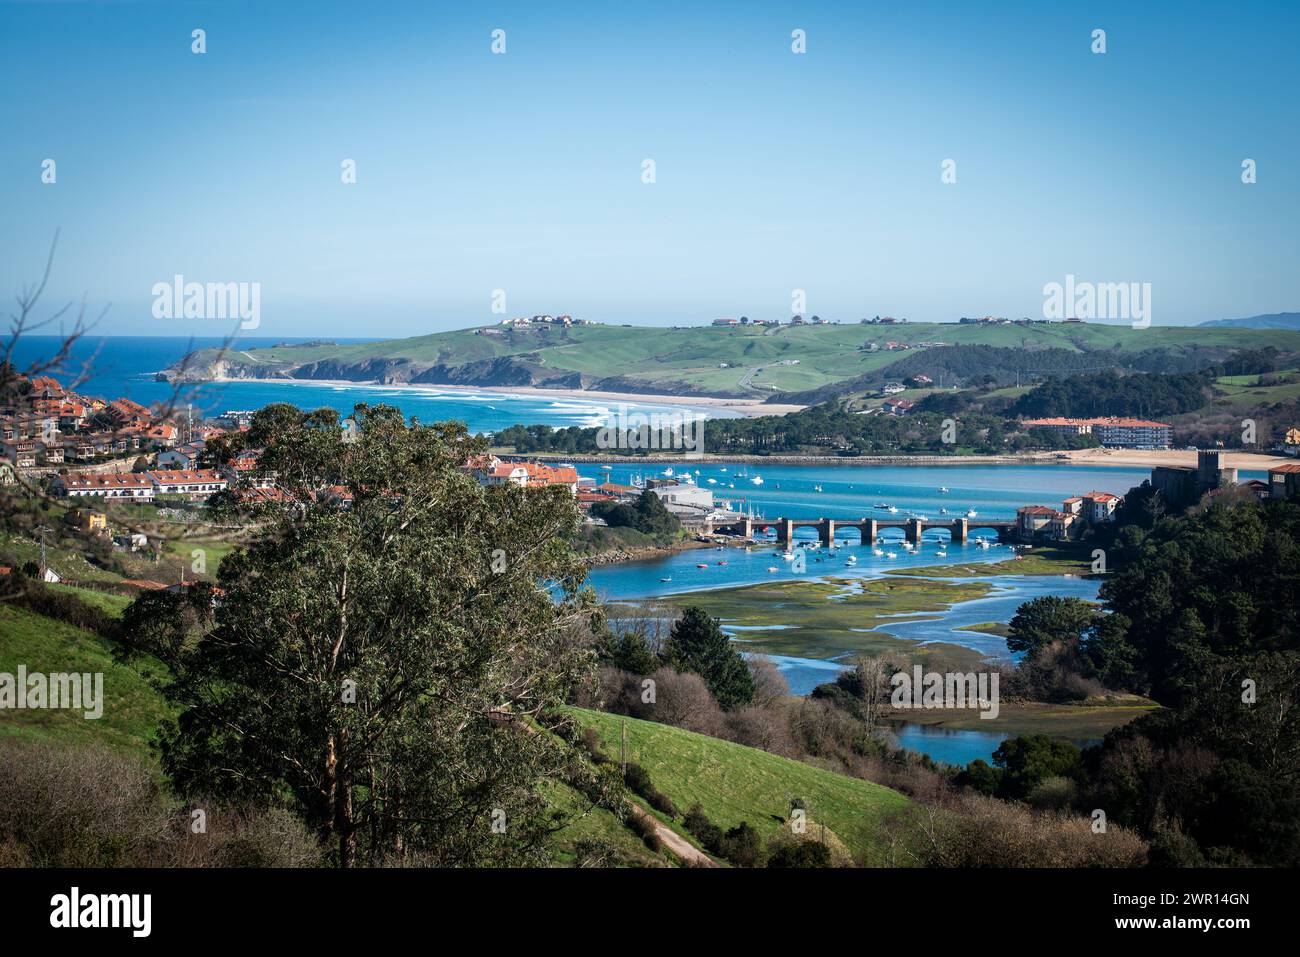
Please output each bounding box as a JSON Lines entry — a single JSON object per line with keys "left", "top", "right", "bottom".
{"left": 2, "top": 0, "right": 1297, "bottom": 337}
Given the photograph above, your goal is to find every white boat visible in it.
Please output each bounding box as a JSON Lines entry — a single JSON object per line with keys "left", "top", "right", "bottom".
{"left": 888, "top": 506, "right": 898, "bottom": 514}
{"left": 661, "top": 467, "right": 674, "bottom": 477}
{"left": 886, "top": 551, "right": 898, "bottom": 559}
{"left": 659, "top": 576, "right": 672, "bottom": 582}
{"left": 846, "top": 555, "right": 857, "bottom": 565}
{"left": 872, "top": 548, "right": 884, "bottom": 556}
{"left": 977, "top": 539, "right": 991, "bottom": 549}
{"left": 936, "top": 550, "right": 947, "bottom": 557}
{"left": 780, "top": 549, "right": 795, "bottom": 561}
{"left": 600, "top": 464, "right": 613, "bottom": 471}
{"left": 940, "top": 507, "right": 948, "bottom": 515}
{"left": 966, "top": 509, "right": 978, "bottom": 517}
{"left": 939, "top": 487, "right": 949, "bottom": 493}
{"left": 767, "top": 566, "right": 779, "bottom": 573}
{"left": 751, "top": 476, "right": 764, "bottom": 485}
{"left": 706, "top": 478, "right": 717, "bottom": 484}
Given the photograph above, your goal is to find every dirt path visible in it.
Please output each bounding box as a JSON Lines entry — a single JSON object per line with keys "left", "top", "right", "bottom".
{"left": 628, "top": 804, "right": 717, "bottom": 867}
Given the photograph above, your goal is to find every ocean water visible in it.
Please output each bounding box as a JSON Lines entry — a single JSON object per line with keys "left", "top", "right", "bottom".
{"left": 7, "top": 336, "right": 730, "bottom": 433}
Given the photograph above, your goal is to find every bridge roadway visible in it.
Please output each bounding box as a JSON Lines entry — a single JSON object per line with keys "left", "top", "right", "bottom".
{"left": 706, "top": 515, "right": 1017, "bottom": 545}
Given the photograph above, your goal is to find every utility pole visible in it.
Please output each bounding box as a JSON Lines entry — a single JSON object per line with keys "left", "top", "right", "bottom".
{"left": 34, "top": 525, "right": 52, "bottom": 578}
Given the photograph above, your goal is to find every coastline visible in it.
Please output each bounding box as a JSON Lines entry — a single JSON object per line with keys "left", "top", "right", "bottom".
{"left": 210, "top": 377, "right": 1289, "bottom": 471}
{"left": 212, "top": 376, "right": 804, "bottom": 418}
{"left": 1059, "top": 447, "right": 1284, "bottom": 470}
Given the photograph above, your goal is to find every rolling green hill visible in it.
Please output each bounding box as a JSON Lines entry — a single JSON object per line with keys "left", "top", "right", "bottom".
{"left": 166, "top": 321, "right": 1300, "bottom": 400}
{"left": 570, "top": 706, "right": 912, "bottom": 864}
{"left": 0, "top": 604, "right": 173, "bottom": 758}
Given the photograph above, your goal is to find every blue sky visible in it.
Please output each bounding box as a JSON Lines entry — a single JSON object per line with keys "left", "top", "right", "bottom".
{"left": 1, "top": 0, "right": 1297, "bottom": 337}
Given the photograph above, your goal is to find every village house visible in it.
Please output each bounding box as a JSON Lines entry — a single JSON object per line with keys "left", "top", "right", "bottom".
{"left": 157, "top": 440, "right": 206, "bottom": 470}
{"left": 54, "top": 472, "right": 156, "bottom": 502}
{"left": 1082, "top": 491, "right": 1120, "bottom": 523}
{"left": 145, "top": 469, "right": 228, "bottom": 498}
{"left": 882, "top": 398, "right": 914, "bottom": 415}
{"left": 1017, "top": 505, "right": 1060, "bottom": 539}
{"left": 1268, "top": 463, "right": 1300, "bottom": 500}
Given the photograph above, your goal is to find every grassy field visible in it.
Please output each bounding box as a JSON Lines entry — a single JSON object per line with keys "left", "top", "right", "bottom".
{"left": 649, "top": 575, "right": 994, "bottom": 664}
{"left": 0, "top": 604, "right": 173, "bottom": 758}
{"left": 176, "top": 321, "right": 1300, "bottom": 398}
{"left": 571, "top": 707, "right": 912, "bottom": 864}
{"left": 1208, "top": 369, "right": 1300, "bottom": 411}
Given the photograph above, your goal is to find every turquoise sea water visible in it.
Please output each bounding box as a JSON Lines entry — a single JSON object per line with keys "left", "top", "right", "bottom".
{"left": 8, "top": 336, "right": 729, "bottom": 433}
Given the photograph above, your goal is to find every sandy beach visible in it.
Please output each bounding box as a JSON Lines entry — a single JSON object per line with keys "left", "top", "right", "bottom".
{"left": 1061, "top": 447, "right": 1286, "bottom": 471}
{"left": 214, "top": 376, "right": 805, "bottom": 418}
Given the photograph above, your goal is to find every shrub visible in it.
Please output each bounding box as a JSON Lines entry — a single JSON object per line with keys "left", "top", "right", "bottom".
{"left": 682, "top": 803, "right": 723, "bottom": 854}
{"left": 626, "top": 810, "right": 661, "bottom": 852}
{"left": 718, "top": 821, "right": 762, "bottom": 867}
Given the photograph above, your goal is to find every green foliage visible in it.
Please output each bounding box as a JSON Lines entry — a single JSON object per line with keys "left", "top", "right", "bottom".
{"left": 990, "top": 734, "right": 1083, "bottom": 802}
{"left": 590, "top": 491, "right": 681, "bottom": 537}
{"left": 664, "top": 607, "right": 755, "bottom": 709}
{"left": 766, "top": 839, "right": 832, "bottom": 868}
{"left": 136, "top": 403, "right": 600, "bottom": 867}
{"left": 1006, "top": 596, "right": 1100, "bottom": 657}
{"left": 1009, "top": 370, "right": 1213, "bottom": 419}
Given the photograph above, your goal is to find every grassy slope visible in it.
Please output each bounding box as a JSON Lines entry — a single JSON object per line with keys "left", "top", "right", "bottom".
{"left": 571, "top": 707, "right": 911, "bottom": 863}
{"left": 192, "top": 322, "right": 1300, "bottom": 397}
{"left": 0, "top": 604, "right": 172, "bottom": 758}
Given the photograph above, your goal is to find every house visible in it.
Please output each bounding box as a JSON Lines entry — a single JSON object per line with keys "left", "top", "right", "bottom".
{"left": 1268, "top": 463, "right": 1300, "bottom": 500}
{"left": 1048, "top": 511, "right": 1078, "bottom": 541}
{"left": 1081, "top": 491, "right": 1120, "bottom": 523}
{"left": 157, "top": 441, "right": 206, "bottom": 470}
{"left": 104, "top": 398, "right": 151, "bottom": 429}
{"left": 146, "top": 469, "right": 228, "bottom": 498}
{"left": 54, "top": 472, "right": 155, "bottom": 501}
{"left": 27, "top": 376, "right": 65, "bottom": 400}
{"left": 1, "top": 441, "right": 38, "bottom": 469}
{"left": 1017, "top": 505, "right": 1059, "bottom": 538}
{"left": 140, "top": 424, "right": 180, "bottom": 449}
{"left": 473, "top": 460, "right": 578, "bottom": 493}
{"left": 883, "top": 398, "right": 914, "bottom": 415}
{"left": 220, "top": 452, "right": 277, "bottom": 488}
{"left": 69, "top": 509, "right": 108, "bottom": 532}
{"left": 880, "top": 383, "right": 906, "bottom": 396}
{"left": 1061, "top": 496, "right": 1084, "bottom": 516}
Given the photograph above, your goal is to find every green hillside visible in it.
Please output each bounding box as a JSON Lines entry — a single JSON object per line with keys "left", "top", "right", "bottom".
{"left": 168, "top": 321, "right": 1300, "bottom": 399}
{"left": 0, "top": 604, "right": 173, "bottom": 757}
{"left": 570, "top": 706, "right": 912, "bottom": 864}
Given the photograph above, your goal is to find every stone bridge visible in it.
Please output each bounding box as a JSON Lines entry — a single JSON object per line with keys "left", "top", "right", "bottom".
{"left": 707, "top": 516, "right": 1017, "bottom": 545}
